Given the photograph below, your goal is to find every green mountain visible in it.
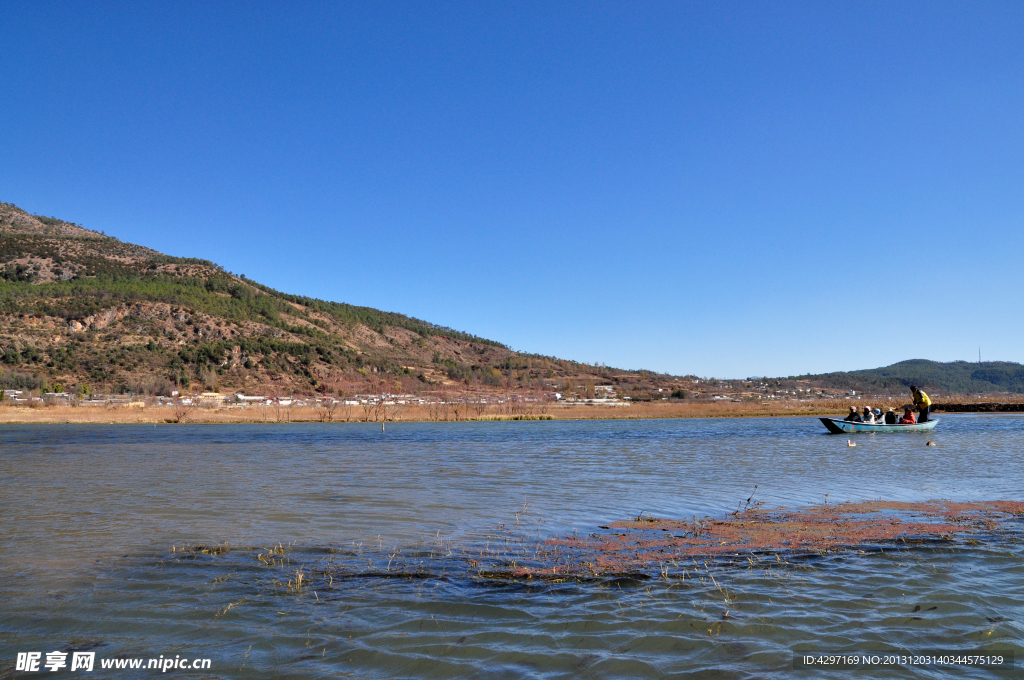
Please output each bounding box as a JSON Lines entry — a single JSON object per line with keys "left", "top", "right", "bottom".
{"left": 789, "top": 359, "right": 1024, "bottom": 396}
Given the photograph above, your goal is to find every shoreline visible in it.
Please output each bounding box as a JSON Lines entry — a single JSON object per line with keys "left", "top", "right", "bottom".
{"left": 1, "top": 401, "right": 1020, "bottom": 424}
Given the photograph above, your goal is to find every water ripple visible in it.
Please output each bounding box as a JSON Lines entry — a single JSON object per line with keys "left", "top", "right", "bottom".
{"left": 2, "top": 416, "right": 1022, "bottom": 677}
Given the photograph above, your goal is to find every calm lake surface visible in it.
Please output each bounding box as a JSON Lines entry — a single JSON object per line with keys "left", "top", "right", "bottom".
{"left": 2, "top": 415, "right": 1022, "bottom": 678}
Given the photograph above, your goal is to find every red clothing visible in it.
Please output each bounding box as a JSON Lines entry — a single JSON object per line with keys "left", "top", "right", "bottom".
{"left": 899, "top": 412, "right": 917, "bottom": 424}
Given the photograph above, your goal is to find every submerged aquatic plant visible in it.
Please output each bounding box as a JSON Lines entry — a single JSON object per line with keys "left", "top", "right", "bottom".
{"left": 166, "top": 500, "right": 1024, "bottom": 591}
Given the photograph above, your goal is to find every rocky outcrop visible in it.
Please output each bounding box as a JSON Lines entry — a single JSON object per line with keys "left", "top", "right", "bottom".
{"left": 66, "top": 303, "right": 173, "bottom": 333}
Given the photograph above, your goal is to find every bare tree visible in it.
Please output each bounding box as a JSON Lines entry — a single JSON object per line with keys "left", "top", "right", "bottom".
{"left": 535, "top": 390, "right": 551, "bottom": 415}
{"left": 274, "top": 397, "right": 291, "bottom": 423}
{"left": 522, "top": 393, "right": 536, "bottom": 417}
{"left": 312, "top": 394, "right": 339, "bottom": 423}
{"left": 513, "top": 392, "right": 526, "bottom": 416}
{"left": 387, "top": 399, "right": 406, "bottom": 422}
{"left": 172, "top": 397, "right": 195, "bottom": 424}
{"left": 468, "top": 396, "right": 487, "bottom": 419}
{"left": 373, "top": 394, "right": 398, "bottom": 422}
{"left": 450, "top": 395, "right": 466, "bottom": 421}
{"left": 314, "top": 397, "right": 331, "bottom": 422}
{"left": 502, "top": 385, "right": 517, "bottom": 416}
{"left": 427, "top": 395, "right": 449, "bottom": 421}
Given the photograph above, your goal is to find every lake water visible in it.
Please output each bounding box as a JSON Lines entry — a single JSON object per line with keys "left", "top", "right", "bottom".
{"left": 1, "top": 415, "right": 1022, "bottom": 678}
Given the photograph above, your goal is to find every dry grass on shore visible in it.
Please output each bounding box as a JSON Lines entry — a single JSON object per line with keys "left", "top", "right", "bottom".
{"left": 2, "top": 396, "right": 1019, "bottom": 424}
{"left": 0, "top": 400, "right": 832, "bottom": 424}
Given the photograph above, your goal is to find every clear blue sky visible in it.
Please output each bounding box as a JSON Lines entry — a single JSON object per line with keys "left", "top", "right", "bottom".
{"left": 2, "top": 2, "right": 1022, "bottom": 378}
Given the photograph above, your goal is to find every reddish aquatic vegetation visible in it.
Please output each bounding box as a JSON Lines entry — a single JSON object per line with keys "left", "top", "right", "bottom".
{"left": 291, "top": 500, "right": 1022, "bottom": 582}
{"left": 828, "top": 499, "right": 1024, "bottom": 518}
{"left": 505, "top": 500, "right": 1024, "bottom": 578}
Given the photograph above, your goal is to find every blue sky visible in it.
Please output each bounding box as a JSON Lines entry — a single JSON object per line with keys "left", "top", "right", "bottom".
{"left": 2, "top": 2, "right": 1022, "bottom": 378}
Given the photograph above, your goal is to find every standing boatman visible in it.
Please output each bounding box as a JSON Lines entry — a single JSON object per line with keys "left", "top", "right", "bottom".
{"left": 910, "top": 385, "right": 932, "bottom": 423}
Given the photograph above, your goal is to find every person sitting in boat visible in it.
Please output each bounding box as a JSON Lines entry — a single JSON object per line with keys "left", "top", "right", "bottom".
{"left": 910, "top": 386, "right": 931, "bottom": 423}
{"left": 861, "top": 406, "right": 875, "bottom": 423}
{"left": 884, "top": 408, "right": 898, "bottom": 424}
{"left": 843, "top": 406, "right": 862, "bottom": 422}
{"left": 873, "top": 408, "right": 883, "bottom": 421}
{"left": 899, "top": 406, "right": 917, "bottom": 425}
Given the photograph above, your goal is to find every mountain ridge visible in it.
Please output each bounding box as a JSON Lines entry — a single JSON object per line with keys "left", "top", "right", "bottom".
{"left": 786, "top": 359, "right": 1024, "bottom": 395}
{"left": 0, "top": 201, "right": 659, "bottom": 397}
{"left": 3, "top": 202, "right": 1020, "bottom": 400}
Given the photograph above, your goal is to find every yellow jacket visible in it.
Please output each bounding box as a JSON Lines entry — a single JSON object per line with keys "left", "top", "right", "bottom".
{"left": 913, "top": 389, "right": 931, "bottom": 407}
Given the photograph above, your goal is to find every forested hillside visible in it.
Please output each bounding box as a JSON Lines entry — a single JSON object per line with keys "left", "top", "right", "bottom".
{"left": 0, "top": 202, "right": 663, "bottom": 397}
{"left": 789, "top": 359, "right": 1024, "bottom": 395}
{"left": 10, "top": 202, "right": 1016, "bottom": 401}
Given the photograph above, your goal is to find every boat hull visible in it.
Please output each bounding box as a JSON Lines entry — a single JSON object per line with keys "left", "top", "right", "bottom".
{"left": 820, "top": 417, "right": 939, "bottom": 434}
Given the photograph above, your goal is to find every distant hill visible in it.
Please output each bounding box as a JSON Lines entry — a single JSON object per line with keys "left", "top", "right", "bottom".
{"left": 0, "top": 201, "right": 662, "bottom": 396}
{"left": 789, "top": 359, "right": 1024, "bottom": 396}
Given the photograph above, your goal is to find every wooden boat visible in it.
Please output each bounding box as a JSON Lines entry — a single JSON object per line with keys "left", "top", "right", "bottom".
{"left": 820, "top": 417, "right": 939, "bottom": 434}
